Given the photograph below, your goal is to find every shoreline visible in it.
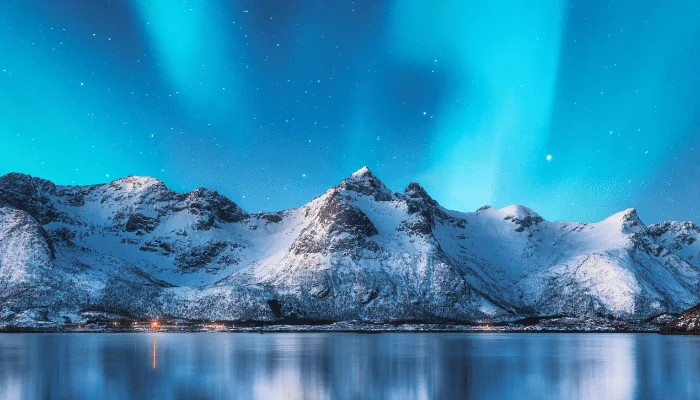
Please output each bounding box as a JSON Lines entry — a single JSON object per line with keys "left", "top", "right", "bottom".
{"left": 0, "top": 323, "right": 667, "bottom": 334}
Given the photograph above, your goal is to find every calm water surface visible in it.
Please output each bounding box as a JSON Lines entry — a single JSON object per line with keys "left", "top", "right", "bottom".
{"left": 0, "top": 332, "right": 699, "bottom": 399}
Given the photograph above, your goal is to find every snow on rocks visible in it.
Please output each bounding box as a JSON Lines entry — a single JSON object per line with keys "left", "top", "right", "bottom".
{"left": 1, "top": 169, "right": 699, "bottom": 329}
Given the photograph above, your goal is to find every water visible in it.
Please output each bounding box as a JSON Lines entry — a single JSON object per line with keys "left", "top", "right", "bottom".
{"left": 1, "top": 333, "right": 699, "bottom": 399}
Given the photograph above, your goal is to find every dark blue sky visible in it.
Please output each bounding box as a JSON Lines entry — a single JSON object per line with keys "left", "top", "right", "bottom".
{"left": 1, "top": 0, "right": 699, "bottom": 223}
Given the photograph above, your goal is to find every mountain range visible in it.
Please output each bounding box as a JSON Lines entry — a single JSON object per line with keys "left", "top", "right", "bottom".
{"left": 1, "top": 167, "right": 699, "bottom": 329}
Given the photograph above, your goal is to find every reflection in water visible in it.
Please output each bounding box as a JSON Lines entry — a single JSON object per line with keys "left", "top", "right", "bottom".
{"left": 152, "top": 338, "right": 157, "bottom": 370}
{"left": 0, "top": 333, "right": 700, "bottom": 399}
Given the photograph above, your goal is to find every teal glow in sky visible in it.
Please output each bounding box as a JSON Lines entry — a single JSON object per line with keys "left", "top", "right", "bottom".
{"left": 1, "top": 0, "right": 699, "bottom": 223}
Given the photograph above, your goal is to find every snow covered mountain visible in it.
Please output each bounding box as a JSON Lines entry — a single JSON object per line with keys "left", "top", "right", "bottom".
{"left": 1, "top": 167, "right": 699, "bottom": 328}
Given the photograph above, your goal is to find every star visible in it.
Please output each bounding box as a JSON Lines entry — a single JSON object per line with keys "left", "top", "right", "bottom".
{"left": 546, "top": 154, "right": 552, "bottom": 162}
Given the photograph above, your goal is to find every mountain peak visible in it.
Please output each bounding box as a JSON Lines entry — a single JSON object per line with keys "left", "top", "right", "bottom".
{"left": 183, "top": 187, "right": 249, "bottom": 224}
{"left": 611, "top": 208, "right": 641, "bottom": 222}
{"left": 497, "top": 205, "right": 545, "bottom": 232}
{"left": 498, "top": 204, "right": 541, "bottom": 220}
{"left": 339, "top": 167, "right": 393, "bottom": 201}
{"left": 350, "top": 166, "right": 374, "bottom": 178}
{"left": 601, "top": 208, "right": 645, "bottom": 233}
{"left": 404, "top": 182, "right": 438, "bottom": 207}
{"left": 0, "top": 172, "right": 57, "bottom": 190}
{"left": 109, "top": 175, "right": 170, "bottom": 196}
{"left": 114, "top": 175, "right": 163, "bottom": 186}
{"left": 404, "top": 182, "right": 429, "bottom": 198}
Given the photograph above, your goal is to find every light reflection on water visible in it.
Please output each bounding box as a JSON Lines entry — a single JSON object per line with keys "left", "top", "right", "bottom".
{"left": 1, "top": 333, "right": 700, "bottom": 399}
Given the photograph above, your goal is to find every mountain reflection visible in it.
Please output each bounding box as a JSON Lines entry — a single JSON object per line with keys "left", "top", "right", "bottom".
{"left": 0, "top": 333, "right": 700, "bottom": 399}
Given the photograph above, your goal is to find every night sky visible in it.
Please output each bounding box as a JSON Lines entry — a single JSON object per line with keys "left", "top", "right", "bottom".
{"left": 1, "top": 0, "right": 699, "bottom": 223}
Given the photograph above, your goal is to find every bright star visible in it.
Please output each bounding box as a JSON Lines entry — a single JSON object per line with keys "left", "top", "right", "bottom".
{"left": 546, "top": 154, "right": 552, "bottom": 161}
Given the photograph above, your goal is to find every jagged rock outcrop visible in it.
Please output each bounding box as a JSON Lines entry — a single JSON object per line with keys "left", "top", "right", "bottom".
{"left": 401, "top": 182, "right": 465, "bottom": 235}
{"left": 661, "top": 303, "right": 700, "bottom": 334}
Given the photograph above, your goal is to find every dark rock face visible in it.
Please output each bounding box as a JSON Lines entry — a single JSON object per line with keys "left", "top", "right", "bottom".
{"left": 48, "top": 227, "right": 76, "bottom": 248}
{"left": 318, "top": 190, "right": 378, "bottom": 238}
{"left": 268, "top": 299, "right": 283, "bottom": 318}
{"left": 288, "top": 231, "right": 325, "bottom": 255}
{"left": 506, "top": 215, "right": 545, "bottom": 233}
{"left": 139, "top": 239, "right": 173, "bottom": 256}
{"left": 258, "top": 212, "right": 283, "bottom": 224}
{"left": 0, "top": 173, "right": 63, "bottom": 224}
{"left": 661, "top": 303, "right": 700, "bottom": 334}
{"left": 125, "top": 213, "right": 159, "bottom": 234}
{"left": 402, "top": 182, "right": 438, "bottom": 235}
{"left": 647, "top": 221, "right": 699, "bottom": 247}
{"left": 405, "top": 182, "right": 438, "bottom": 210}
{"left": 183, "top": 188, "right": 248, "bottom": 227}
{"left": 401, "top": 182, "right": 465, "bottom": 234}
{"left": 174, "top": 241, "right": 235, "bottom": 273}
{"left": 290, "top": 190, "right": 379, "bottom": 255}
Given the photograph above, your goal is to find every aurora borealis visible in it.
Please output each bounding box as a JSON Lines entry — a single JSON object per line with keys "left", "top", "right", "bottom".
{"left": 1, "top": 0, "right": 699, "bottom": 223}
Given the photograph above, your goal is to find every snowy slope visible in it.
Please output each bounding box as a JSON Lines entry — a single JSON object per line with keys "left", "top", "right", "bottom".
{"left": 0, "top": 168, "right": 698, "bottom": 327}
{"left": 436, "top": 206, "right": 699, "bottom": 319}
{"left": 0, "top": 205, "right": 54, "bottom": 310}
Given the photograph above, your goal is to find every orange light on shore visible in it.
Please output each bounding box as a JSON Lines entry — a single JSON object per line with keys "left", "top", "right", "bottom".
{"left": 151, "top": 321, "right": 160, "bottom": 329}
